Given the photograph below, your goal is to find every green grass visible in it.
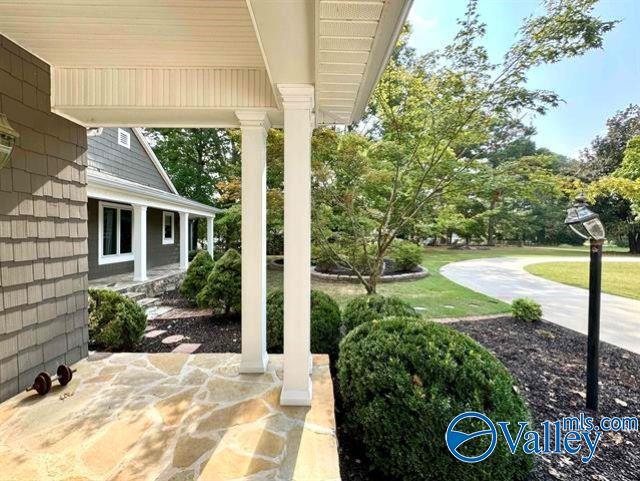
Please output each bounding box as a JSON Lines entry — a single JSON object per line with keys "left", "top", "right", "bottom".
{"left": 268, "top": 245, "right": 638, "bottom": 318}
{"left": 525, "top": 261, "right": 640, "bottom": 300}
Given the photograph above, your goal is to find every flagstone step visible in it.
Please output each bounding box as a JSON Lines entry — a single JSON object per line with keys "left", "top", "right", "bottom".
{"left": 161, "top": 335, "right": 186, "bottom": 345}
{"left": 153, "top": 307, "right": 214, "bottom": 321}
{"left": 171, "top": 343, "right": 201, "bottom": 354}
{"left": 144, "top": 329, "right": 167, "bottom": 339}
{"left": 138, "top": 297, "right": 161, "bottom": 308}
{"left": 124, "top": 291, "right": 146, "bottom": 302}
{"left": 145, "top": 305, "right": 175, "bottom": 320}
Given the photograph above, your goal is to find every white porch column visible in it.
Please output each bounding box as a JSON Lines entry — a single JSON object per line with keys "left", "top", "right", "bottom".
{"left": 132, "top": 204, "right": 148, "bottom": 281}
{"left": 279, "top": 85, "right": 314, "bottom": 406}
{"left": 179, "top": 211, "right": 189, "bottom": 270}
{"left": 236, "top": 111, "right": 270, "bottom": 373}
{"left": 207, "top": 216, "right": 215, "bottom": 258}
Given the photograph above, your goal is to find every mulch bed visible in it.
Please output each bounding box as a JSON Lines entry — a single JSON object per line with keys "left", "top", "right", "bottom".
{"left": 335, "top": 317, "right": 640, "bottom": 481}
{"left": 453, "top": 317, "right": 640, "bottom": 480}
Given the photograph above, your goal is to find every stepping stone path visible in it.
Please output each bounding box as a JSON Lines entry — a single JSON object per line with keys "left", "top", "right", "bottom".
{"left": 144, "top": 329, "right": 167, "bottom": 339}
{"left": 136, "top": 298, "right": 206, "bottom": 354}
{"left": 161, "top": 335, "right": 185, "bottom": 345}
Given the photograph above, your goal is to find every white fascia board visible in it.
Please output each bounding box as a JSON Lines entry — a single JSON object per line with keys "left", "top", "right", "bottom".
{"left": 88, "top": 171, "right": 222, "bottom": 218}
{"left": 131, "top": 127, "right": 180, "bottom": 195}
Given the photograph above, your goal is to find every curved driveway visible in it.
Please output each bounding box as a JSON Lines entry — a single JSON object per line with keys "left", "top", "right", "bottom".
{"left": 441, "top": 256, "right": 640, "bottom": 354}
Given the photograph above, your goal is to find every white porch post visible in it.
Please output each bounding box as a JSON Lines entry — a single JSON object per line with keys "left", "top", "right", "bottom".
{"left": 207, "top": 216, "right": 215, "bottom": 258}
{"left": 279, "top": 85, "right": 314, "bottom": 406}
{"left": 179, "top": 211, "right": 189, "bottom": 270}
{"left": 132, "top": 204, "right": 148, "bottom": 281}
{"left": 236, "top": 111, "right": 270, "bottom": 373}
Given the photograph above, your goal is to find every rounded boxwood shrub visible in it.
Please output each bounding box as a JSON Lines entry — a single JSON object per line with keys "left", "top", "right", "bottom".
{"left": 88, "top": 288, "right": 147, "bottom": 351}
{"left": 267, "top": 289, "right": 342, "bottom": 356}
{"left": 197, "top": 248, "right": 241, "bottom": 315}
{"left": 338, "top": 318, "right": 532, "bottom": 481}
{"left": 343, "top": 294, "right": 418, "bottom": 333}
{"left": 391, "top": 240, "right": 423, "bottom": 272}
{"left": 511, "top": 298, "right": 543, "bottom": 323}
{"left": 180, "top": 250, "right": 214, "bottom": 303}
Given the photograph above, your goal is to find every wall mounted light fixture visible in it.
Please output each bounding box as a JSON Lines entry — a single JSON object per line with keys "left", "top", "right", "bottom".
{"left": 0, "top": 113, "right": 19, "bottom": 170}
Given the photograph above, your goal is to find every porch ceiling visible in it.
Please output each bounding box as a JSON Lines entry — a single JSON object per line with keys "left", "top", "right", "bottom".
{"left": 0, "top": 0, "right": 412, "bottom": 128}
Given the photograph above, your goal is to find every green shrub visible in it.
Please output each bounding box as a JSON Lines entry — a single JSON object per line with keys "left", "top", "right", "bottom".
{"left": 267, "top": 289, "right": 342, "bottom": 356}
{"left": 180, "top": 250, "right": 214, "bottom": 303}
{"left": 197, "top": 249, "right": 241, "bottom": 315}
{"left": 511, "top": 298, "right": 543, "bottom": 322}
{"left": 338, "top": 318, "right": 532, "bottom": 481}
{"left": 343, "top": 294, "right": 418, "bottom": 333}
{"left": 88, "top": 289, "right": 147, "bottom": 351}
{"left": 391, "top": 240, "right": 423, "bottom": 271}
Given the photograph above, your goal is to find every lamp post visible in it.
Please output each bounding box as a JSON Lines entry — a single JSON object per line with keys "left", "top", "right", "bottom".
{"left": 564, "top": 193, "right": 606, "bottom": 411}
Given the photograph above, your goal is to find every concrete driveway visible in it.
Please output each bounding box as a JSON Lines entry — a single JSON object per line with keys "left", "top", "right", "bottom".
{"left": 441, "top": 256, "right": 640, "bottom": 354}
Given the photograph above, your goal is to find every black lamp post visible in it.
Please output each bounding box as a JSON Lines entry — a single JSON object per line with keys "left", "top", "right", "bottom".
{"left": 564, "top": 193, "right": 606, "bottom": 411}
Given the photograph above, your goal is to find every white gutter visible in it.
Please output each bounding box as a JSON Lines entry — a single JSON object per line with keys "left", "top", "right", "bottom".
{"left": 87, "top": 170, "right": 223, "bottom": 218}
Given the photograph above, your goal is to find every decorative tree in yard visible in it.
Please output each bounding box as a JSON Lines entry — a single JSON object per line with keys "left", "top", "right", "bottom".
{"left": 586, "top": 136, "right": 640, "bottom": 248}
{"left": 580, "top": 106, "right": 640, "bottom": 253}
{"left": 314, "top": 0, "right": 616, "bottom": 294}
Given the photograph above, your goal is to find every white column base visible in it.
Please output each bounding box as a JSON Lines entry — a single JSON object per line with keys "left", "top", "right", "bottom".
{"left": 280, "top": 384, "right": 313, "bottom": 406}
{"left": 240, "top": 352, "right": 269, "bottom": 374}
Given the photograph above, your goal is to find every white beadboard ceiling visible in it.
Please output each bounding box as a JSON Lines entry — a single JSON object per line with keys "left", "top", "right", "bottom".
{"left": 0, "top": 0, "right": 264, "bottom": 68}
{"left": 0, "top": 0, "right": 412, "bottom": 127}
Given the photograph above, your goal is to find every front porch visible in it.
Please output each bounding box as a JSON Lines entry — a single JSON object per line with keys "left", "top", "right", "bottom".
{"left": 0, "top": 353, "right": 340, "bottom": 481}
{"left": 89, "top": 262, "right": 185, "bottom": 298}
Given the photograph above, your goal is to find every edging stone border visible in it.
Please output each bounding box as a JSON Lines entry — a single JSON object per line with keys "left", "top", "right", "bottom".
{"left": 310, "top": 265, "right": 429, "bottom": 284}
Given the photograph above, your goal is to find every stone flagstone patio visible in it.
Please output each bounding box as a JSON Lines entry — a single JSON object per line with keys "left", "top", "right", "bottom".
{"left": 0, "top": 353, "right": 340, "bottom": 481}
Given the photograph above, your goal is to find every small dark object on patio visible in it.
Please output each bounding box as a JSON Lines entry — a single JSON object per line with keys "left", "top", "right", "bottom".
{"left": 26, "top": 364, "right": 76, "bottom": 396}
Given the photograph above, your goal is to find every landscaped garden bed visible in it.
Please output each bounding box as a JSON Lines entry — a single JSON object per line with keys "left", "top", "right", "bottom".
{"left": 452, "top": 317, "right": 640, "bottom": 481}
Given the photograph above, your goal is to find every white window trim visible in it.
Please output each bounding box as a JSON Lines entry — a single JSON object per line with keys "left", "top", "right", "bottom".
{"left": 98, "top": 201, "right": 134, "bottom": 265}
{"left": 162, "top": 211, "right": 175, "bottom": 245}
{"left": 117, "top": 128, "right": 131, "bottom": 149}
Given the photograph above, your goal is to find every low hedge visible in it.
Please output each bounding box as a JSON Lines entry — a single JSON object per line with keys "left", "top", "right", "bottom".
{"left": 180, "top": 250, "right": 214, "bottom": 303}
{"left": 391, "top": 240, "right": 423, "bottom": 271}
{"left": 338, "top": 318, "right": 532, "bottom": 480}
{"left": 88, "top": 288, "right": 147, "bottom": 351}
{"left": 343, "top": 294, "right": 418, "bottom": 333}
{"left": 266, "top": 289, "right": 342, "bottom": 356}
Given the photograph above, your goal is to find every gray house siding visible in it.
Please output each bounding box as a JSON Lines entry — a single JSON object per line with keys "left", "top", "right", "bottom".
{"left": 0, "top": 36, "right": 89, "bottom": 402}
{"left": 146, "top": 208, "right": 181, "bottom": 268}
{"left": 87, "top": 198, "right": 181, "bottom": 280}
{"left": 87, "top": 128, "right": 172, "bottom": 192}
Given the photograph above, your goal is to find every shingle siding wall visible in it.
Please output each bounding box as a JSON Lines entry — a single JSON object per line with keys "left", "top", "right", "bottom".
{"left": 87, "top": 127, "right": 172, "bottom": 192}
{"left": 87, "top": 201, "right": 181, "bottom": 280}
{"left": 0, "top": 36, "right": 88, "bottom": 402}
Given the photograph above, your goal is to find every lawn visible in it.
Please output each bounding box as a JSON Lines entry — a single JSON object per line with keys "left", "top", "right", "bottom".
{"left": 267, "top": 245, "right": 633, "bottom": 318}
{"left": 525, "top": 261, "right": 640, "bottom": 300}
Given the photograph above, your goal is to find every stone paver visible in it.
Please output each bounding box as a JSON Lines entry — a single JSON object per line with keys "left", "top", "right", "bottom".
{"left": 172, "top": 343, "right": 202, "bottom": 354}
{"left": 144, "top": 329, "right": 167, "bottom": 339}
{"left": 0, "top": 353, "right": 340, "bottom": 481}
{"left": 162, "top": 335, "right": 186, "bottom": 344}
{"left": 441, "top": 256, "right": 640, "bottom": 354}
{"left": 154, "top": 307, "right": 214, "bottom": 321}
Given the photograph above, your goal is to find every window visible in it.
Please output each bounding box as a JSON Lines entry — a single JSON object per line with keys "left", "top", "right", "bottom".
{"left": 99, "top": 201, "right": 134, "bottom": 265}
{"left": 117, "top": 128, "right": 130, "bottom": 149}
{"left": 163, "top": 211, "right": 174, "bottom": 245}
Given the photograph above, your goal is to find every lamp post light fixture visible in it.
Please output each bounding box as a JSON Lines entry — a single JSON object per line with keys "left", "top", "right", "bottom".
{"left": 564, "top": 193, "right": 606, "bottom": 411}
{"left": 0, "top": 113, "right": 19, "bottom": 170}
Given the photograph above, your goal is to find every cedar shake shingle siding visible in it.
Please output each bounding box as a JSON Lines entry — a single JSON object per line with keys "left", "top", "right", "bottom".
{"left": 0, "top": 36, "right": 88, "bottom": 402}
{"left": 87, "top": 127, "right": 172, "bottom": 192}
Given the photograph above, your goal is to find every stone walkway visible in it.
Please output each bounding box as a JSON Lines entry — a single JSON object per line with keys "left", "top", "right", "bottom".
{"left": 441, "top": 256, "right": 640, "bottom": 354}
{"left": 143, "top": 306, "right": 214, "bottom": 354}
{"left": 0, "top": 353, "right": 340, "bottom": 481}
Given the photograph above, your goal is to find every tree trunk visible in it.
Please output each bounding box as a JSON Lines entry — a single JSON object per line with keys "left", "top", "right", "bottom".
{"left": 629, "top": 226, "right": 640, "bottom": 254}
{"left": 487, "top": 199, "right": 497, "bottom": 246}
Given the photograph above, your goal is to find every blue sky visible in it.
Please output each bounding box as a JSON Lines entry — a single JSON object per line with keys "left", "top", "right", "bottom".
{"left": 407, "top": 0, "right": 640, "bottom": 158}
